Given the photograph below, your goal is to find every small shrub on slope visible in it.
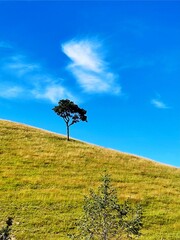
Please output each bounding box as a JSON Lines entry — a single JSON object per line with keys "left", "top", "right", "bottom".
{"left": 69, "top": 174, "right": 143, "bottom": 240}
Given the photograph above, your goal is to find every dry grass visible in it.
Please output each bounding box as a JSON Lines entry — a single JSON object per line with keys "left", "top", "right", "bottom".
{"left": 0, "top": 119, "right": 180, "bottom": 239}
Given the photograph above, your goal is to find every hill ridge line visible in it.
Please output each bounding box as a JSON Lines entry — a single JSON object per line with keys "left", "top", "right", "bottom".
{"left": 0, "top": 118, "right": 177, "bottom": 169}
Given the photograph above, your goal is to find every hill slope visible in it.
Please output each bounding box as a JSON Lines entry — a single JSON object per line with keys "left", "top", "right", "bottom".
{"left": 0, "top": 120, "right": 180, "bottom": 239}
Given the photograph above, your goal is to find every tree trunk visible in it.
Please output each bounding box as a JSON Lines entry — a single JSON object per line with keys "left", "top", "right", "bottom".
{"left": 66, "top": 123, "right": 70, "bottom": 141}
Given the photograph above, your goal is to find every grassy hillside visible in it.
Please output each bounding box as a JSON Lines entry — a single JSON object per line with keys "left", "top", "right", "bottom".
{"left": 0, "top": 119, "right": 180, "bottom": 240}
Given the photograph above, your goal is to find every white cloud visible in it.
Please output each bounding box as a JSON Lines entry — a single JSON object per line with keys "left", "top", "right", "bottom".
{"left": 1, "top": 38, "right": 120, "bottom": 104}
{"left": 151, "top": 99, "right": 169, "bottom": 109}
{"left": 62, "top": 40, "right": 103, "bottom": 73}
{"left": 62, "top": 39, "right": 120, "bottom": 94}
{"left": 2, "top": 55, "right": 41, "bottom": 77}
{"left": 70, "top": 67, "right": 120, "bottom": 93}
{"left": 0, "top": 85, "right": 23, "bottom": 98}
{"left": 7, "top": 63, "right": 40, "bottom": 77}
{"left": 32, "top": 84, "right": 76, "bottom": 104}
{"left": 0, "top": 51, "right": 77, "bottom": 103}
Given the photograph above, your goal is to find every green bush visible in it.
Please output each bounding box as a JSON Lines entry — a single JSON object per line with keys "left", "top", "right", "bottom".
{"left": 69, "top": 174, "right": 143, "bottom": 239}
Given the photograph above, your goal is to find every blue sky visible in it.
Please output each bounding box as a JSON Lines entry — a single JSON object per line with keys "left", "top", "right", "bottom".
{"left": 0, "top": 1, "right": 180, "bottom": 167}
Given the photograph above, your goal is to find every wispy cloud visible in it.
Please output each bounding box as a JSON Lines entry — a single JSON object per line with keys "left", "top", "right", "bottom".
{"left": 3, "top": 55, "right": 40, "bottom": 77}
{"left": 1, "top": 38, "right": 121, "bottom": 104}
{"left": 0, "top": 43, "right": 77, "bottom": 104}
{"left": 151, "top": 98, "right": 169, "bottom": 109}
{"left": 62, "top": 40, "right": 103, "bottom": 73}
{"left": 0, "top": 85, "right": 23, "bottom": 98}
{"left": 32, "top": 83, "right": 77, "bottom": 103}
{"left": 62, "top": 39, "right": 121, "bottom": 94}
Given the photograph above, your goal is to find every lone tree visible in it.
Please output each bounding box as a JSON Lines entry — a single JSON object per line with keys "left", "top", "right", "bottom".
{"left": 52, "top": 99, "right": 87, "bottom": 141}
{"left": 69, "top": 174, "right": 143, "bottom": 240}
